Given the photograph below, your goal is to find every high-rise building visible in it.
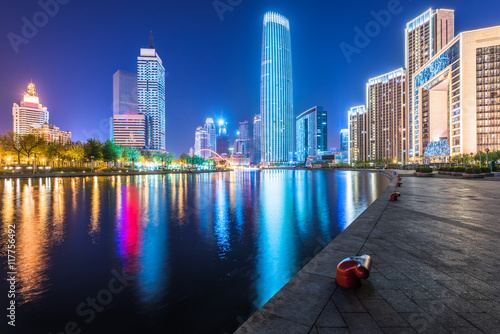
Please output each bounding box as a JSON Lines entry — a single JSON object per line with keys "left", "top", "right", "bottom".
{"left": 412, "top": 25, "right": 500, "bottom": 161}
{"left": 205, "top": 118, "right": 217, "bottom": 156}
{"left": 348, "top": 106, "right": 368, "bottom": 163}
{"left": 237, "top": 121, "right": 250, "bottom": 158}
{"left": 112, "top": 114, "right": 146, "bottom": 149}
{"left": 296, "top": 106, "right": 328, "bottom": 162}
{"left": 367, "top": 69, "right": 406, "bottom": 162}
{"left": 138, "top": 33, "right": 166, "bottom": 151}
{"left": 252, "top": 114, "right": 262, "bottom": 163}
{"left": 29, "top": 122, "right": 71, "bottom": 145}
{"left": 195, "top": 127, "right": 210, "bottom": 158}
{"left": 340, "top": 129, "right": 349, "bottom": 152}
{"left": 261, "top": 12, "right": 293, "bottom": 164}
{"left": 216, "top": 120, "right": 230, "bottom": 157}
{"left": 113, "top": 70, "right": 138, "bottom": 116}
{"left": 12, "top": 82, "right": 49, "bottom": 135}
{"left": 405, "top": 9, "right": 454, "bottom": 161}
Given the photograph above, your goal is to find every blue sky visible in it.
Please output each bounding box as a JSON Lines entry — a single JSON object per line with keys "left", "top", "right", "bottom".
{"left": 1, "top": 0, "right": 499, "bottom": 155}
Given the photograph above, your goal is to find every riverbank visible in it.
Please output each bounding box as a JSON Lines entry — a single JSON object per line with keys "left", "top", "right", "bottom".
{"left": 0, "top": 168, "right": 232, "bottom": 179}
{"left": 236, "top": 173, "right": 500, "bottom": 333}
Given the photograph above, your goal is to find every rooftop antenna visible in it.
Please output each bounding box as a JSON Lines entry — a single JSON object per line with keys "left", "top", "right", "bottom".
{"left": 149, "top": 31, "right": 154, "bottom": 49}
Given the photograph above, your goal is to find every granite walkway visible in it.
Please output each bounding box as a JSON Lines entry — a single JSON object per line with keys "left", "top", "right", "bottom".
{"left": 235, "top": 174, "right": 500, "bottom": 334}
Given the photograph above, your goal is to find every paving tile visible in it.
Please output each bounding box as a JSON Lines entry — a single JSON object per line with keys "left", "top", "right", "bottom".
{"left": 377, "top": 289, "right": 422, "bottom": 313}
{"left": 459, "top": 312, "right": 500, "bottom": 334}
{"left": 332, "top": 287, "right": 366, "bottom": 313}
{"left": 382, "top": 328, "right": 418, "bottom": 334}
{"left": 412, "top": 299, "right": 471, "bottom": 327}
{"left": 361, "top": 299, "right": 408, "bottom": 327}
{"left": 234, "top": 310, "right": 310, "bottom": 334}
{"left": 341, "top": 312, "right": 384, "bottom": 334}
{"left": 316, "top": 328, "right": 350, "bottom": 334}
{"left": 315, "top": 300, "right": 346, "bottom": 328}
{"left": 399, "top": 312, "right": 451, "bottom": 334}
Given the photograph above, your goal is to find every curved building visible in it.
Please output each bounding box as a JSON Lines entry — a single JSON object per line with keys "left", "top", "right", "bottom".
{"left": 260, "top": 12, "right": 293, "bottom": 163}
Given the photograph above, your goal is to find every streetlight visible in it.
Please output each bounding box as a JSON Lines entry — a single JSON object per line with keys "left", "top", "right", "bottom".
{"left": 470, "top": 152, "right": 474, "bottom": 168}
{"left": 7, "top": 157, "right": 11, "bottom": 166}
{"left": 478, "top": 150, "right": 482, "bottom": 167}
{"left": 90, "top": 155, "right": 94, "bottom": 173}
{"left": 486, "top": 148, "right": 490, "bottom": 171}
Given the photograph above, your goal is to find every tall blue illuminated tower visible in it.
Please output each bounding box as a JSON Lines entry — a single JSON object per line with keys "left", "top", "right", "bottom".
{"left": 260, "top": 12, "right": 293, "bottom": 163}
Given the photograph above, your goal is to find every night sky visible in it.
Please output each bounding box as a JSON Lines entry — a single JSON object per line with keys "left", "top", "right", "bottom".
{"left": 1, "top": 0, "right": 499, "bottom": 156}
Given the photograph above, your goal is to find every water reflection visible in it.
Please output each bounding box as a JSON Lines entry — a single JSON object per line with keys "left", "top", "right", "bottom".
{"left": 0, "top": 171, "right": 390, "bottom": 333}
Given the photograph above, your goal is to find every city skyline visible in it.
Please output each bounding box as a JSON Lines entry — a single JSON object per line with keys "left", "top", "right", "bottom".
{"left": 1, "top": 1, "right": 500, "bottom": 156}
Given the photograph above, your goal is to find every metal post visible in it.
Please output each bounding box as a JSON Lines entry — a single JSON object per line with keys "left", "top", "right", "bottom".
{"left": 486, "top": 148, "right": 490, "bottom": 171}
{"left": 33, "top": 153, "right": 37, "bottom": 174}
{"left": 91, "top": 156, "right": 94, "bottom": 173}
{"left": 132, "top": 158, "right": 135, "bottom": 172}
{"left": 470, "top": 152, "right": 474, "bottom": 168}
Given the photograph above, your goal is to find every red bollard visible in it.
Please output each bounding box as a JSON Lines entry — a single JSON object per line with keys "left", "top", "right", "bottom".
{"left": 389, "top": 192, "right": 400, "bottom": 201}
{"left": 396, "top": 182, "right": 402, "bottom": 187}
{"left": 336, "top": 255, "right": 372, "bottom": 288}
{"left": 398, "top": 177, "right": 402, "bottom": 181}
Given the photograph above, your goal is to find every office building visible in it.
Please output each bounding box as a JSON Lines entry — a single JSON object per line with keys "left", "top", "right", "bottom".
{"left": 29, "top": 122, "right": 71, "bottom": 145}
{"left": 348, "top": 106, "right": 368, "bottom": 163}
{"left": 205, "top": 118, "right": 217, "bottom": 156}
{"left": 405, "top": 8, "right": 454, "bottom": 160}
{"left": 216, "top": 120, "right": 230, "bottom": 156}
{"left": 195, "top": 127, "right": 210, "bottom": 158}
{"left": 252, "top": 114, "right": 262, "bottom": 163}
{"left": 367, "top": 69, "right": 406, "bottom": 162}
{"left": 340, "top": 129, "right": 349, "bottom": 152}
{"left": 112, "top": 114, "right": 146, "bottom": 149}
{"left": 261, "top": 12, "right": 294, "bottom": 163}
{"left": 12, "top": 82, "right": 49, "bottom": 135}
{"left": 237, "top": 121, "right": 250, "bottom": 158}
{"left": 113, "top": 70, "right": 138, "bottom": 116}
{"left": 296, "top": 106, "right": 328, "bottom": 162}
{"left": 412, "top": 26, "right": 500, "bottom": 161}
{"left": 138, "top": 33, "right": 166, "bottom": 151}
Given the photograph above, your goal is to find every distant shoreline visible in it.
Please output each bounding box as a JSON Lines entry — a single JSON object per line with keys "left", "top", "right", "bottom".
{"left": 0, "top": 169, "right": 233, "bottom": 180}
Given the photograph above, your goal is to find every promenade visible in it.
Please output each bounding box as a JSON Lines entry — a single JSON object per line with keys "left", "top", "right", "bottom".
{"left": 236, "top": 173, "right": 500, "bottom": 333}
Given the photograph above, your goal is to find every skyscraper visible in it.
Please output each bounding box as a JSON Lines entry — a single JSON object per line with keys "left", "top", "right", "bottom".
{"left": 367, "top": 69, "right": 406, "bottom": 162}
{"left": 216, "top": 120, "right": 230, "bottom": 157}
{"left": 205, "top": 118, "right": 217, "bottom": 156}
{"left": 348, "top": 106, "right": 368, "bottom": 163}
{"left": 405, "top": 9, "right": 454, "bottom": 161}
{"left": 340, "top": 129, "right": 349, "bottom": 152}
{"left": 296, "top": 106, "right": 327, "bottom": 162}
{"left": 195, "top": 127, "right": 210, "bottom": 158}
{"left": 138, "top": 33, "right": 166, "bottom": 151}
{"left": 113, "top": 70, "right": 138, "bottom": 115}
{"left": 237, "top": 121, "right": 250, "bottom": 158}
{"left": 261, "top": 12, "right": 293, "bottom": 164}
{"left": 112, "top": 70, "right": 145, "bottom": 148}
{"left": 252, "top": 114, "right": 262, "bottom": 163}
{"left": 12, "top": 82, "right": 49, "bottom": 135}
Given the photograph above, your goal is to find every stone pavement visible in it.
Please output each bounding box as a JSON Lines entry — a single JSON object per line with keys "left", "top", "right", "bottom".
{"left": 235, "top": 174, "right": 500, "bottom": 334}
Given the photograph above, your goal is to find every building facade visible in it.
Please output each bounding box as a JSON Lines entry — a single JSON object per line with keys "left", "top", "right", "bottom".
{"left": 348, "top": 106, "right": 368, "bottom": 163}
{"left": 112, "top": 114, "right": 146, "bottom": 149}
{"left": 340, "top": 129, "right": 349, "bottom": 152}
{"left": 261, "top": 12, "right": 294, "bottom": 163}
{"left": 216, "top": 120, "right": 230, "bottom": 157}
{"left": 29, "top": 122, "right": 71, "bottom": 145}
{"left": 205, "top": 118, "right": 217, "bottom": 156}
{"left": 405, "top": 8, "right": 454, "bottom": 161}
{"left": 412, "top": 26, "right": 500, "bottom": 161}
{"left": 13, "top": 82, "right": 49, "bottom": 135}
{"left": 195, "top": 127, "right": 210, "bottom": 158}
{"left": 237, "top": 121, "right": 250, "bottom": 158}
{"left": 113, "top": 70, "right": 138, "bottom": 116}
{"left": 296, "top": 106, "right": 327, "bottom": 162}
{"left": 252, "top": 114, "right": 262, "bottom": 163}
{"left": 137, "top": 37, "right": 166, "bottom": 151}
{"left": 367, "top": 69, "right": 406, "bottom": 162}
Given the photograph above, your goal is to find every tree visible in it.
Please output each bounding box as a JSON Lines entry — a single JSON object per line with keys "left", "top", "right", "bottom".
{"left": 67, "top": 144, "right": 85, "bottom": 166}
{"left": 1, "top": 132, "right": 23, "bottom": 163}
{"left": 102, "top": 140, "right": 122, "bottom": 167}
{"left": 122, "top": 146, "right": 140, "bottom": 164}
{"left": 83, "top": 139, "right": 103, "bottom": 161}
{"left": 161, "top": 152, "right": 176, "bottom": 166}
{"left": 19, "top": 134, "right": 45, "bottom": 161}
{"left": 180, "top": 153, "right": 192, "bottom": 166}
{"left": 43, "top": 142, "right": 63, "bottom": 167}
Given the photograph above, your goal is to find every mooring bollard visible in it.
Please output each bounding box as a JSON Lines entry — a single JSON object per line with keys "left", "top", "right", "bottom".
{"left": 396, "top": 182, "right": 402, "bottom": 187}
{"left": 398, "top": 177, "right": 402, "bottom": 181}
{"left": 389, "top": 192, "right": 401, "bottom": 201}
{"left": 336, "top": 254, "right": 372, "bottom": 288}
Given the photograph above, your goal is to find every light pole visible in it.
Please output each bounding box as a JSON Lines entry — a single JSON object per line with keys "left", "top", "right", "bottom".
{"left": 462, "top": 153, "right": 465, "bottom": 168}
{"left": 486, "top": 148, "right": 490, "bottom": 171}
{"left": 90, "top": 155, "right": 94, "bottom": 173}
{"left": 478, "top": 150, "right": 482, "bottom": 167}
{"left": 470, "top": 152, "right": 474, "bottom": 168}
